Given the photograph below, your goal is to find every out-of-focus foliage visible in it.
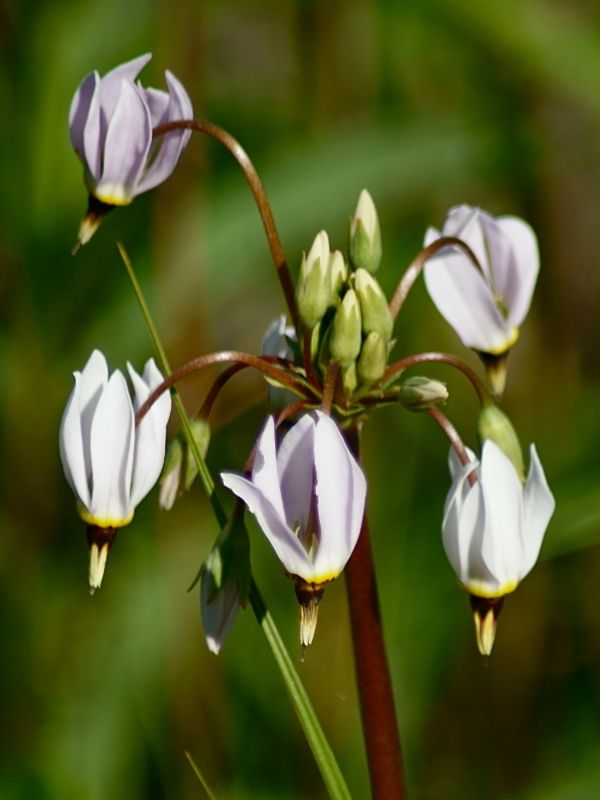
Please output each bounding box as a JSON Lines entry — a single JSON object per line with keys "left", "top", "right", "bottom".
{"left": 1, "top": 1, "right": 600, "bottom": 798}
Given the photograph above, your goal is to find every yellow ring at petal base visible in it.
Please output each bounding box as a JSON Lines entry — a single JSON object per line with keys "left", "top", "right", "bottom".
{"left": 78, "top": 504, "right": 133, "bottom": 529}
{"left": 461, "top": 579, "right": 519, "bottom": 599}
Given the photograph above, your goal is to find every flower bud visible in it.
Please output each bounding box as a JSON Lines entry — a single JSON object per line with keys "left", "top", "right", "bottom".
{"left": 341, "top": 362, "right": 358, "bottom": 396}
{"left": 478, "top": 403, "right": 524, "bottom": 480}
{"left": 329, "top": 250, "right": 348, "bottom": 304}
{"left": 399, "top": 376, "right": 449, "bottom": 412}
{"left": 296, "top": 231, "right": 332, "bottom": 328}
{"left": 159, "top": 418, "right": 211, "bottom": 510}
{"left": 329, "top": 289, "right": 362, "bottom": 366}
{"left": 353, "top": 269, "right": 393, "bottom": 340}
{"left": 200, "top": 515, "right": 250, "bottom": 655}
{"left": 357, "top": 332, "right": 387, "bottom": 386}
{"left": 349, "top": 189, "right": 382, "bottom": 273}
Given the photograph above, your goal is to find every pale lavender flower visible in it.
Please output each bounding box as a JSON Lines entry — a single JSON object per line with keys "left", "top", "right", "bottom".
{"left": 442, "top": 439, "right": 554, "bottom": 654}
{"left": 221, "top": 412, "right": 366, "bottom": 645}
{"left": 69, "top": 54, "right": 192, "bottom": 243}
{"left": 59, "top": 349, "right": 171, "bottom": 590}
{"left": 424, "top": 205, "right": 539, "bottom": 356}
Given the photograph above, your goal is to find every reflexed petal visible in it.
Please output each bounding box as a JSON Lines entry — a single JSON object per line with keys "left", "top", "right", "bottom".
{"left": 201, "top": 573, "right": 239, "bottom": 655}
{"left": 477, "top": 211, "right": 512, "bottom": 294}
{"left": 262, "top": 314, "right": 294, "bottom": 359}
{"left": 221, "top": 473, "right": 313, "bottom": 577}
{"left": 98, "top": 53, "right": 152, "bottom": 126}
{"left": 142, "top": 87, "right": 170, "bottom": 127}
{"left": 277, "top": 414, "right": 316, "bottom": 536}
{"left": 250, "top": 417, "right": 285, "bottom": 519}
{"left": 442, "top": 205, "right": 490, "bottom": 279}
{"left": 136, "top": 71, "right": 193, "bottom": 193}
{"left": 441, "top": 459, "right": 480, "bottom": 581}
{"left": 59, "top": 373, "right": 91, "bottom": 507}
{"left": 127, "top": 362, "right": 171, "bottom": 508}
{"left": 520, "top": 445, "right": 555, "bottom": 577}
{"left": 77, "top": 349, "right": 109, "bottom": 480}
{"left": 424, "top": 253, "right": 510, "bottom": 351}
{"left": 95, "top": 81, "right": 152, "bottom": 204}
{"left": 69, "top": 71, "right": 98, "bottom": 162}
{"left": 88, "top": 371, "right": 135, "bottom": 523}
{"left": 497, "top": 216, "right": 540, "bottom": 328}
{"left": 479, "top": 441, "right": 523, "bottom": 585}
{"left": 312, "top": 413, "right": 366, "bottom": 578}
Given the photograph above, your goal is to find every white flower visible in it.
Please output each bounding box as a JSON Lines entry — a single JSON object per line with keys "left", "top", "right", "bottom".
{"left": 221, "top": 412, "right": 366, "bottom": 644}
{"left": 442, "top": 440, "right": 554, "bottom": 599}
{"left": 424, "top": 205, "right": 539, "bottom": 355}
{"left": 442, "top": 439, "right": 555, "bottom": 655}
{"left": 59, "top": 349, "right": 171, "bottom": 589}
{"left": 261, "top": 315, "right": 298, "bottom": 411}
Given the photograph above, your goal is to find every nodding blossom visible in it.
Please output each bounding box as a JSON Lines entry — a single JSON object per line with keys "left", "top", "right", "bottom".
{"left": 69, "top": 53, "right": 192, "bottom": 244}
{"left": 221, "top": 412, "right": 366, "bottom": 645}
{"left": 424, "top": 205, "right": 539, "bottom": 357}
{"left": 59, "top": 349, "right": 171, "bottom": 591}
{"left": 442, "top": 439, "right": 554, "bottom": 655}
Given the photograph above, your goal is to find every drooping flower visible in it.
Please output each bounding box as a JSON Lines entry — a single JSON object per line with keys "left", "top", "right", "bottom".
{"left": 442, "top": 439, "right": 555, "bottom": 655}
{"left": 221, "top": 412, "right": 366, "bottom": 645}
{"left": 423, "top": 205, "right": 539, "bottom": 359}
{"left": 59, "top": 349, "right": 172, "bottom": 590}
{"left": 69, "top": 54, "right": 193, "bottom": 245}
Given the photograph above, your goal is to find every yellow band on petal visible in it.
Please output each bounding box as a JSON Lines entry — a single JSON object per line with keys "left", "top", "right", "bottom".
{"left": 93, "top": 186, "right": 133, "bottom": 207}
{"left": 461, "top": 579, "right": 519, "bottom": 599}
{"left": 78, "top": 504, "right": 133, "bottom": 528}
{"left": 486, "top": 326, "right": 520, "bottom": 356}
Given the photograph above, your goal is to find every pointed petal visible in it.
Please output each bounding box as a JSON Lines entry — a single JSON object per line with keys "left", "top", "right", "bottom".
{"left": 88, "top": 371, "right": 135, "bottom": 524}
{"left": 136, "top": 71, "right": 193, "bottom": 193}
{"left": 424, "top": 253, "right": 510, "bottom": 352}
{"left": 442, "top": 457, "right": 481, "bottom": 583}
{"left": 312, "top": 413, "right": 366, "bottom": 579}
{"left": 496, "top": 216, "right": 540, "bottom": 328}
{"left": 95, "top": 81, "right": 152, "bottom": 204}
{"left": 69, "top": 71, "right": 99, "bottom": 162}
{"left": 97, "top": 53, "right": 152, "bottom": 123}
{"left": 520, "top": 445, "right": 555, "bottom": 578}
{"left": 221, "top": 472, "right": 312, "bottom": 577}
{"left": 127, "top": 360, "right": 171, "bottom": 507}
{"left": 76, "top": 349, "right": 109, "bottom": 481}
{"left": 277, "top": 414, "right": 316, "bottom": 535}
{"left": 479, "top": 441, "right": 523, "bottom": 587}
{"left": 59, "top": 373, "right": 91, "bottom": 507}
{"left": 250, "top": 417, "right": 285, "bottom": 519}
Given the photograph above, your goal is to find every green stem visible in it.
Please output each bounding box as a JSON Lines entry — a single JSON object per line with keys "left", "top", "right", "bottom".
{"left": 248, "top": 581, "right": 352, "bottom": 800}
{"left": 118, "top": 243, "right": 225, "bottom": 525}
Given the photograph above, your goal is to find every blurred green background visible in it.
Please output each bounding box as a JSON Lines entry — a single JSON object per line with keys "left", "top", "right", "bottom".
{"left": 2, "top": 0, "right": 600, "bottom": 798}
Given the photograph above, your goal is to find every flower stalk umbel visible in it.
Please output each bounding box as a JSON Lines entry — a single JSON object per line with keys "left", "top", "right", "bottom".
{"left": 63, "top": 55, "right": 556, "bottom": 800}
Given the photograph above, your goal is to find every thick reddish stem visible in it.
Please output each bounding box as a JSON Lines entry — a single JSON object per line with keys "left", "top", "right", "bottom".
{"left": 344, "top": 426, "right": 406, "bottom": 799}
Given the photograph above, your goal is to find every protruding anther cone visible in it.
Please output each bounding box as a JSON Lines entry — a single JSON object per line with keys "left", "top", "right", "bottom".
{"left": 87, "top": 525, "right": 117, "bottom": 593}
{"left": 478, "top": 351, "right": 509, "bottom": 398}
{"left": 295, "top": 580, "right": 325, "bottom": 649}
{"left": 73, "top": 195, "right": 114, "bottom": 253}
{"left": 470, "top": 595, "right": 505, "bottom": 657}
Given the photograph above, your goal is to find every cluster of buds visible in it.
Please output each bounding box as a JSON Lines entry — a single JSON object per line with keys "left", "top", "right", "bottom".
{"left": 296, "top": 191, "right": 393, "bottom": 397}
{"left": 59, "top": 55, "right": 556, "bottom": 662}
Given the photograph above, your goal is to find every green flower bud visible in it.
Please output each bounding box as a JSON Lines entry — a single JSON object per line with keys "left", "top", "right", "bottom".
{"left": 357, "top": 331, "right": 387, "bottom": 386}
{"left": 159, "top": 418, "right": 211, "bottom": 510}
{"left": 341, "top": 362, "right": 358, "bottom": 395}
{"left": 349, "top": 189, "right": 382, "bottom": 273}
{"left": 353, "top": 268, "right": 393, "bottom": 340}
{"left": 329, "top": 289, "right": 362, "bottom": 366}
{"left": 399, "top": 376, "right": 449, "bottom": 412}
{"left": 296, "top": 230, "right": 332, "bottom": 328}
{"left": 329, "top": 250, "right": 348, "bottom": 304}
{"left": 478, "top": 402, "right": 524, "bottom": 479}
